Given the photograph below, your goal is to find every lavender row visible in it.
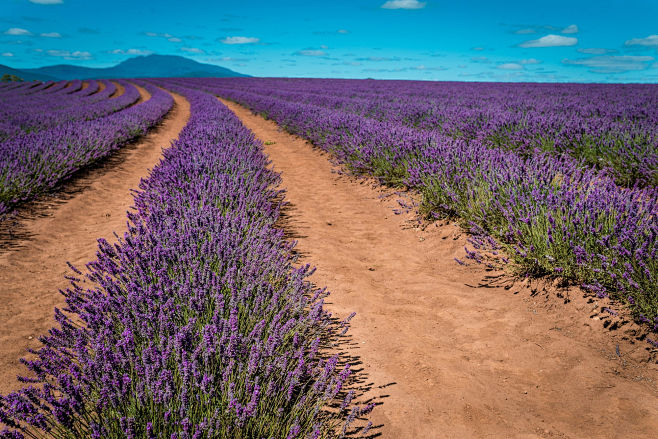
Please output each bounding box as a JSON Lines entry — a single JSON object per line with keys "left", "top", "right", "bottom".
{"left": 184, "top": 78, "right": 658, "bottom": 326}
{"left": 0, "top": 82, "right": 172, "bottom": 220}
{"left": 200, "top": 78, "right": 658, "bottom": 187}
{"left": 0, "top": 80, "right": 127, "bottom": 138}
{"left": 0, "top": 82, "right": 368, "bottom": 438}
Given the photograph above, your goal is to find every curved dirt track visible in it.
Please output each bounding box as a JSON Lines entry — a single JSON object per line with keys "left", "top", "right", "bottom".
{"left": 0, "top": 89, "right": 190, "bottom": 394}
{"left": 109, "top": 80, "right": 125, "bottom": 98}
{"left": 134, "top": 82, "right": 151, "bottom": 104}
{"left": 221, "top": 98, "right": 658, "bottom": 439}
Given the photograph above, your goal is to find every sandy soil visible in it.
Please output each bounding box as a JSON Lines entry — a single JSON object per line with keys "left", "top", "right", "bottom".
{"left": 0, "top": 89, "right": 190, "bottom": 394}
{"left": 221, "top": 98, "right": 658, "bottom": 439}
{"left": 133, "top": 82, "right": 151, "bottom": 104}
{"left": 80, "top": 81, "right": 89, "bottom": 91}
{"left": 109, "top": 80, "right": 125, "bottom": 98}
{"left": 95, "top": 80, "right": 106, "bottom": 94}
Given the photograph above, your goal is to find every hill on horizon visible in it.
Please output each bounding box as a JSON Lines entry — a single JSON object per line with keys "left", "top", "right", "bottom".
{"left": 1, "top": 54, "right": 249, "bottom": 81}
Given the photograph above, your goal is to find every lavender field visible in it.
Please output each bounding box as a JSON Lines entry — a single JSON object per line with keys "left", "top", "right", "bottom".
{"left": 179, "top": 77, "right": 658, "bottom": 325}
{"left": 1, "top": 76, "right": 657, "bottom": 438}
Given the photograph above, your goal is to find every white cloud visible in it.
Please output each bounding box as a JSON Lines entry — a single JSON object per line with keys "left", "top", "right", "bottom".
{"left": 625, "top": 35, "right": 658, "bottom": 47}
{"left": 221, "top": 36, "right": 259, "bottom": 45}
{"left": 578, "top": 48, "right": 617, "bottom": 55}
{"left": 414, "top": 65, "right": 445, "bottom": 71}
{"left": 40, "top": 32, "right": 61, "bottom": 38}
{"left": 561, "top": 24, "right": 578, "bottom": 34}
{"left": 145, "top": 32, "right": 183, "bottom": 43}
{"left": 470, "top": 56, "right": 490, "bottom": 63}
{"left": 515, "top": 28, "right": 536, "bottom": 35}
{"left": 28, "top": 0, "right": 63, "bottom": 4}
{"left": 110, "top": 49, "right": 153, "bottom": 55}
{"left": 381, "top": 0, "right": 426, "bottom": 10}
{"left": 46, "top": 49, "right": 92, "bottom": 60}
{"left": 2, "top": 52, "right": 14, "bottom": 57}
{"left": 5, "top": 28, "right": 32, "bottom": 36}
{"left": 337, "top": 29, "right": 349, "bottom": 34}
{"left": 355, "top": 56, "right": 408, "bottom": 62}
{"left": 296, "top": 49, "right": 327, "bottom": 56}
{"left": 181, "top": 47, "right": 204, "bottom": 53}
{"left": 563, "top": 55, "right": 654, "bottom": 73}
{"left": 519, "top": 34, "right": 577, "bottom": 48}
{"left": 520, "top": 58, "right": 542, "bottom": 64}
{"left": 497, "top": 63, "right": 523, "bottom": 70}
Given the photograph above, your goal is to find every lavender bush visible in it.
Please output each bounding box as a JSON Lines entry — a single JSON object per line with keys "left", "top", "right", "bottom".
{"left": 0, "top": 80, "right": 133, "bottom": 138}
{"left": 0, "top": 83, "right": 368, "bottom": 438}
{"left": 179, "top": 77, "right": 658, "bottom": 326}
{"left": 188, "top": 78, "right": 658, "bottom": 187}
{"left": 0, "top": 82, "right": 173, "bottom": 219}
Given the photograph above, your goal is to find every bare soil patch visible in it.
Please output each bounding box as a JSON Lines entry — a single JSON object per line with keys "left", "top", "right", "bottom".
{"left": 109, "top": 80, "right": 125, "bottom": 98}
{"left": 0, "top": 90, "right": 190, "bottom": 394}
{"left": 221, "top": 98, "right": 658, "bottom": 439}
{"left": 95, "top": 80, "right": 106, "bottom": 94}
{"left": 132, "top": 81, "right": 151, "bottom": 104}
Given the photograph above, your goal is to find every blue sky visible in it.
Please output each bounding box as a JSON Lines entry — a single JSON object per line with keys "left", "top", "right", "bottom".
{"left": 1, "top": 0, "right": 658, "bottom": 82}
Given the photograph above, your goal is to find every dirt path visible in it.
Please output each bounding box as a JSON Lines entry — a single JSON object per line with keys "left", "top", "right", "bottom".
{"left": 221, "top": 98, "right": 658, "bottom": 439}
{"left": 109, "top": 80, "right": 125, "bottom": 98}
{"left": 0, "top": 90, "right": 190, "bottom": 394}
{"left": 132, "top": 82, "right": 151, "bottom": 104}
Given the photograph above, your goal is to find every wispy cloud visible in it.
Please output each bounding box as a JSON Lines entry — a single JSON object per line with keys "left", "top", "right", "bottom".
{"left": 146, "top": 32, "right": 183, "bottom": 43}
{"left": 363, "top": 67, "right": 408, "bottom": 72}
{"left": 221, "top": 36, "right": 259, "bottom": 45}
{"left": 109, "top": 49, "right": 153, "bottom": 55}
{"left": 471, "top": 56, "right": 490, "bottom": 63}
{"left": 5, "top": 28, "right": 32, "bottom": 36}
{"left": 561, "top": 24, "right": 578, "bottom": 34}
{"left": 46, "top": 49, "right": 92, "bottom": 60}
{"left": 295, "top": 49, "right": 327, "bottom": 57}
{"left": 381, "top": 0, "right": 426, "bottom": 10}
{"left": 519, "top": 34, "right": 577, "bottom": 48}
{"left": 520, "top": 58, "right": 542, "bottom": 64}
{"left": 414, "top": 65, "right": 445, "bottom": 71}
{"left": 28, "top": 0, "right": 63, "bottom": 4}
{"left": 2, "top": 52, "right": 14, "bottom": 57}
{"left": 337, "top": 29, "right": 349, "bottom": 34}
{"left": 578, "top": 48, "right": 617, "bottom": 55}
{"left": 40, "top": 32, "right": 61, "bottom": 38}
{"left": 181, "top": 47, "right": 204, "bottom": 54}
{"left": 333, "top": 60, "right": 362, "bottom": 66}
{"left": 497, "top": 63, "right": 523, "bottom": 70}
{"left": 563, "top": 55, "right": 654, "bottom": 73}
{"left": 515, "top": 28, "right": 536, "bottom": 35}
{"left": 625, "top": 35, "right": 658, "bottom": 47}
{"left": 355, "top": 56, "right": 417, "bottom": 62}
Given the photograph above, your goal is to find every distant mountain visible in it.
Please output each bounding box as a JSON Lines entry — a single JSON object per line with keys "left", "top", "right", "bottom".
{"left": 3, "top": 55, "right": 249, "bottom": 81}
{"left": 0, "top": 64, "right": 58, "bottom": 82}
